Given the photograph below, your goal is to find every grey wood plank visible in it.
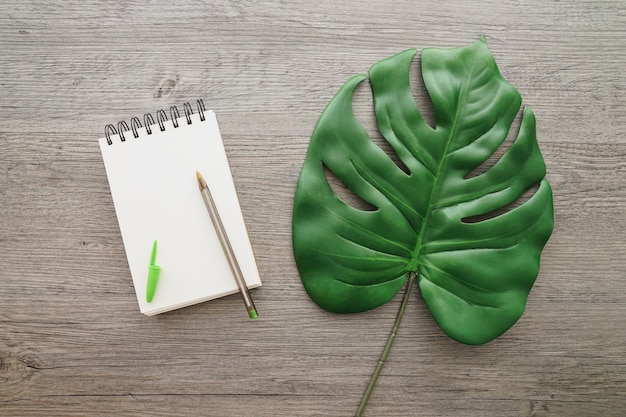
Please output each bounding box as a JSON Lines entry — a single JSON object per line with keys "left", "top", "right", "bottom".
{"left": 1, "top": 1, "right": 625, "bottom": 416}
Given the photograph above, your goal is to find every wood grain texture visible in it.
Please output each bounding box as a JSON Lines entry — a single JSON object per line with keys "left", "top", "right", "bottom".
{"left": 1, "top": 1, "right": 625, "bottom": 416}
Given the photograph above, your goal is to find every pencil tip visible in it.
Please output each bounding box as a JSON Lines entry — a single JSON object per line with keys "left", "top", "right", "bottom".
{"left": 196, "top": 170, "right": 202, "bottom": 181}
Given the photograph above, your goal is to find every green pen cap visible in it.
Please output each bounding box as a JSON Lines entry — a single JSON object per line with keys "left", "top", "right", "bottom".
{"left": 146, "top": 240, "right": 161, "bottom": 303}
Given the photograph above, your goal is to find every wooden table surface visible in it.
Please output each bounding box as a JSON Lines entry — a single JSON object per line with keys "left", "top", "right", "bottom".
{"left": 1, "top": 1, "right": 625, "bottom": 416}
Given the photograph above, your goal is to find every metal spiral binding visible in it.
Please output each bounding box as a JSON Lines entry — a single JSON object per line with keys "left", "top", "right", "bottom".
{"left": 104, "top": 99, "right": 206, "bottom": 145}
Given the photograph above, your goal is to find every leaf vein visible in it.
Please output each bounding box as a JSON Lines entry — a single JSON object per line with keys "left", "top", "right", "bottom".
{"left": 385, "top": 107, "right": 437, "bottom": 177}
{"left": 335, "top": 232, "right": 412, "bottom": 262}
{"left": 334, "top": 131, "right": 424, "bottom": 230}
{"left": 420, "top": 262, "right": 500, "bottom": 308}
{"left": 421, "top": 240, "right": 519, "bottom": 255}
{"left": 413, "top": 57, "right": 479, "bottom": 260}
{"left": 310, "top": 192, "right": 415, "bottom": 257}
{"left": 335, "top": 273, "right": 407, "bottom": 289}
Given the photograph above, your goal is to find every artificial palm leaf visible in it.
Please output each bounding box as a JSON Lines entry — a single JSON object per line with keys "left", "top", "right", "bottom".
{"left": 293, "top": 38, "right": 553, "bottom": 346}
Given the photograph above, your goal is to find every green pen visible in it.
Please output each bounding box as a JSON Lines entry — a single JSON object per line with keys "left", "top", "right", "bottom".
{"left": 146, "top": 240, "right": 161, "bottom": 303}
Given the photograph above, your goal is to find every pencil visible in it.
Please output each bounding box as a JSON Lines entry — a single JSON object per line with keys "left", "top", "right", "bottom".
{"left": 196, "top": 170, "right": 258, "bottom": 319}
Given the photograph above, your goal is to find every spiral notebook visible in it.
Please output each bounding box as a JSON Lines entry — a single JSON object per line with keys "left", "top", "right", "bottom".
{"left": 99, "top": 100, "right": 261, "bottom": 315}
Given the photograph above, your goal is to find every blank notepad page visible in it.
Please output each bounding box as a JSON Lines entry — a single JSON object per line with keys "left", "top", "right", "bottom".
{"left": 99, "top": 108, "right": 261, "bottom": 315}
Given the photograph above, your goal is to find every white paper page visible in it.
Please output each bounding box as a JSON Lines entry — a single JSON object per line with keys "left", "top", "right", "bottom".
{"left": 99, "top": 110, "right": 261, "bottom": 315}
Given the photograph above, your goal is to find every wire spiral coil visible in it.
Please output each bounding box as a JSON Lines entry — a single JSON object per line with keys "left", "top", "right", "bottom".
{"left": 104, "top": 99, "right": 206, "bottom": 145}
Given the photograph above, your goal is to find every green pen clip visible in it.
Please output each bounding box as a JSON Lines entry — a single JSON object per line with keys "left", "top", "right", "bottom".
{"left": 146, "top": 240, "right": 161, "bottom": 303}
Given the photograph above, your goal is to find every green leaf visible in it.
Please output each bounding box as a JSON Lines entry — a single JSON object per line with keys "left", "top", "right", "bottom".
{"left": 292, "top": 39, "right": 554, "bottom": 345}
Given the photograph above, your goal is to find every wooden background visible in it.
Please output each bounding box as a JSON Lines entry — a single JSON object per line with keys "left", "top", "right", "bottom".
{"left": 1, "top": 1, "right": 624, "bottom": 416}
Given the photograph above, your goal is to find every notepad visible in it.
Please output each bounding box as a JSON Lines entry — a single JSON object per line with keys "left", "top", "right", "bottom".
{"left": 99, "top": 101, "right": 261, "bottom": 315}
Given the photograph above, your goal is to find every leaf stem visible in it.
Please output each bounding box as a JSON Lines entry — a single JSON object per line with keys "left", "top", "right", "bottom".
{"left": 354, "top": 271, "right": 417, "bottom": 417}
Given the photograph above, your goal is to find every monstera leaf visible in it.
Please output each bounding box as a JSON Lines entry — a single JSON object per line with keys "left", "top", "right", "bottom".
{"left": 292, "top": 38, "right": 554, "bottom": 346}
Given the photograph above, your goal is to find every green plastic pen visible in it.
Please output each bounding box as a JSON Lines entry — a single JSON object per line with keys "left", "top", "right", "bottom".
{"left": 196, "top": 170, "right": 258, "bottom": 319}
